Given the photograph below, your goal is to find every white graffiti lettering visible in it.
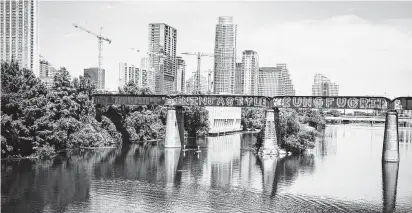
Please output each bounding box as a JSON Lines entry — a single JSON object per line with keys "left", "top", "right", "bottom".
{"left": 235, "top": 97, "right": 243, "bottom": 106}
{"left": 272, "top": 98, "right": 283, "bottom": 107}
{"left": 348, "top": 98, "right": 359, "bottom": 108}
{"left": 326, "top": 98, "right": 334, "bottom": 108}
{"left": 337, "top": 98, "right": 346, "bottom": 108}
{"left": 216, "top": 97, "right": 225, "bottom": 106}
{"left": 292, "top": 97, "right": 302, "bottom": 107}
{"left": 226, "top": 97, "right": 234, "bottom": 106}
{"left": 245, "top": 97, "right": 253, "bottom": 106}
{"left": 360, "top": 98, "right": 369, "bottom": 109}
{"left": 284, "top": 97, "right": 291, "bottom": 107}
{"left": 313, "top": 97, "right": 323, "bottom": 108}
{"left": 303, "top": 97, "right": 312, "bottom": 107}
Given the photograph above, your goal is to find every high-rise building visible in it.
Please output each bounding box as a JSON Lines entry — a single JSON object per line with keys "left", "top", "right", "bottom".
{"left": 118, "top": 57, "right": 155, "bottom": 92}
{"left": 312, "top": 74, "right": 339, "bottom": 96}
{"left": 186, "top": 73, "right": 208, "bottom": 94}
{"left": 234, "top": 62, "right": 243, "bottom": 94}
{"left": 1, "top": 0, "right": 38, "bottom": 74}
{"left": 176, "top": 56, "right": 185, "bottom": 93}
{"left": 39, "top": 59, "right": 57, "bottom": 89}
{"left": 258, "top": 67, "right": 282, "bottom": 97}
{"left": 258, "top": 64, "right": 295, "bottom": 96}
{"left": 213, "top": 16, "right": 237, "bottom": 94}
{"left": 277, "top": 64, "right": 295, "bottom": 96}
{"left": 84, "top": 67, "right": 105, "bottom": 89}
{"left": 241, "top": 50, "right": 259, "bottom": 95}
{"left": 148, "top": 23, "right": 177, "bottom": 94}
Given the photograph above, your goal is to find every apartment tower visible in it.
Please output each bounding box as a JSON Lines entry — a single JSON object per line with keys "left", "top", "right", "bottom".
{"left": 213, "top": 16, "right": 237, "bottom": 94}
{"left": 241, "top": 50, "right": 259, "bottom": 95}
{"left": 148, "top": 23, "right": 177, "bottom": 94}
{"left": 1, "top": 0, "right": 38, "bottom": 74}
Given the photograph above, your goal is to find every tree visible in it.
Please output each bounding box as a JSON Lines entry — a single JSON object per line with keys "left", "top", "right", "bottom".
{"left": 241, "top": 107, "right": 265, "bottom": 130}
{"left": 184, "top": 106, "right": 210, "bottom": 137}
{"left": 1, "top": 62, "right": 122, "bottom": 158}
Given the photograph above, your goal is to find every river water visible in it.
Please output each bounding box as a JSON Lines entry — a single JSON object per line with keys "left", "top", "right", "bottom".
{"left": 2, "top": 125, "right": 412, "bottom": 213}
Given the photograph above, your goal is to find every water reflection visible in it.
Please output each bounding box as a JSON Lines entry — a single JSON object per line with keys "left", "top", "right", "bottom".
{"left": 2, "top": 126, "right": 412, "bottom": 212}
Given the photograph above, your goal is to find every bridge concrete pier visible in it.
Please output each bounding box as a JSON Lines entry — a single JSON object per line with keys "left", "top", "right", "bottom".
{"left": 382, "top": 162, "right": 399, "bottom": 213}
{"left": 165, "top": 106, "right": 184, "bottom": 148}
{"left": 259, "top": 108, "right": 280, "bottom": 156}
{"left": 382, "top": 111, "right": 400, "bottom": 162}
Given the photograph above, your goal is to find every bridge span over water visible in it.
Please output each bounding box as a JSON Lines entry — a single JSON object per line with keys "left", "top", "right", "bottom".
{"left": 93, "top": 94, "right": 412, "bottom": 162}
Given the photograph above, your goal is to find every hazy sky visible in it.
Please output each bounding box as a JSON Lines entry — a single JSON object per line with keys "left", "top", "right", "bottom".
{"left": 38, "top": 1, "right": 412, "bottom": 98}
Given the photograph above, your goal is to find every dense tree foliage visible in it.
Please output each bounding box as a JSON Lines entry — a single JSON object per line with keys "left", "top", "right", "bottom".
{"left": 1, "top": 62, "right": 121, "bottom": 158}
{"left": 241, "top": 107, "right": 265, "bottom": 130}
{"left": 184, "top": 106, "right": 210, "bottom": 137}
{"left": 252, "top": 108, "right": 324, "bottom": 155}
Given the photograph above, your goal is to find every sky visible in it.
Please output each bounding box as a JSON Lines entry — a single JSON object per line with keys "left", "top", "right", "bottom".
{"left": 38, "top": 1, "right": 412, "bottom": 98}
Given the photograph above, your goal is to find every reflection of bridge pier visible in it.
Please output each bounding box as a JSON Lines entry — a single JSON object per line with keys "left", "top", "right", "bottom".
{"left": 382, "top": 162, "right": 399, "bottom": 213}
{"left": 258, "top": 156, "right": 280, "bottom": 197}
{"left": 164, "top": 148, "right": 183, "bottom": 185}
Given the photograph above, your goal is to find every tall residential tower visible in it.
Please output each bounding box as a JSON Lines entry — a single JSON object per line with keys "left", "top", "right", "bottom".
{"left": 213, "top": 16, "right": 237, "bottom": 94}
{"left": 148, "top": 23, "right": 177, "bottom": 94}
{"left": 1, "top": 0, "right": 38, "bottom": 74}
{"left": 241, "top": 50, "right": 259, "bottom": 95}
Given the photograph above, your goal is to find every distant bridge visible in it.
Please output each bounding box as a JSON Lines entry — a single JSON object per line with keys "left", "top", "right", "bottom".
{"left": 325, "top": 116, "right": 412, "bottom": 124}
{"left": 93, "top": 94, "right": 412, "bottom": 162}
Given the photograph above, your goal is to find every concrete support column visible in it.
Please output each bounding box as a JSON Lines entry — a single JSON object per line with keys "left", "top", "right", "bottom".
{"left": 382, "top": 111, "right": 400, "bottom": 162}
{"left": 259, "top": 109, "right": 279, "bottom": 156}
{"left": 165, "top": 106, "right": 184, "bottom": 148}
{"left": 382, "top": 162, "right": 399, "bottom": 213}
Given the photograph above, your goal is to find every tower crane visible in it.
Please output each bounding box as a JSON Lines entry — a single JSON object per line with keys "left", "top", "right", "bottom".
{"left": 73, "top": 23, "right": 112, "bottom": 89}
{"left": 181, "top": 52, "right": 213, "bottom": 93}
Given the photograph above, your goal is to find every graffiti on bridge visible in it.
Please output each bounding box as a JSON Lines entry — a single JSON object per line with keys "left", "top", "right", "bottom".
{"left": 271, "top": 96, "right": 390, "bottom": 110}
{"left": 92, "top": 94, "right": 412, "bottom": 110}
{"left": 165, "top": 96, "right": 268, "bottom": 107}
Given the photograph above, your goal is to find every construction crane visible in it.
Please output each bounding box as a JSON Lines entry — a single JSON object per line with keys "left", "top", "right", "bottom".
{"left": 181, "top": 52, "right": 213, "bottom": 93}
{"left": 73, "top": 23, "right": 111, "bottom": 89}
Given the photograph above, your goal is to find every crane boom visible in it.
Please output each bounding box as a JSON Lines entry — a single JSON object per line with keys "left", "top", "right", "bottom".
{"left": 73, "top": 24, "right": 112, "bottom": 43}
{"left": 181, "top": 51, "right": 213, "bottom": 93}
{"left": 73, "top": 23, "right": 112, "bottom": 90}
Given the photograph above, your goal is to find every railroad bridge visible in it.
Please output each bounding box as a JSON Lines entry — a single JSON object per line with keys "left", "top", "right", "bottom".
{"left": 93, "top": 94, "right": 412, "bottom": 162}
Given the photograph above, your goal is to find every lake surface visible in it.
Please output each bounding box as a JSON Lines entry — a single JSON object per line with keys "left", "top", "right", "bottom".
{"left": 2, "top": 125, "right": 412, "bottom": 213}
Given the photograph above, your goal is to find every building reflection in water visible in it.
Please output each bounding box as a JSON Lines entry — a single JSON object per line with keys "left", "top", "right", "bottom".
{"left": 317, "top": 126, "right": 338, "bottom": 157}
{"left": 206, "top": 134, "right": 241, "bottom": 189}
{"left": 382, "top": 162, "right": 399, "bottom": 213}
{"left": 399, "top": 127, "right": 412, "bottom": 143}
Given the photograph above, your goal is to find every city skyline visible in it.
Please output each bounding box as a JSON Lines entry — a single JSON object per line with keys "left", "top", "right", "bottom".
{"left": 36, "top": 1, "right": 412, "bottom": 97}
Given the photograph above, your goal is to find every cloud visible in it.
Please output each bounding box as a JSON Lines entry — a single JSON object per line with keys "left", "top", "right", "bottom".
{"left": 240, "top": 15, "right": 412, "bottom": 97}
